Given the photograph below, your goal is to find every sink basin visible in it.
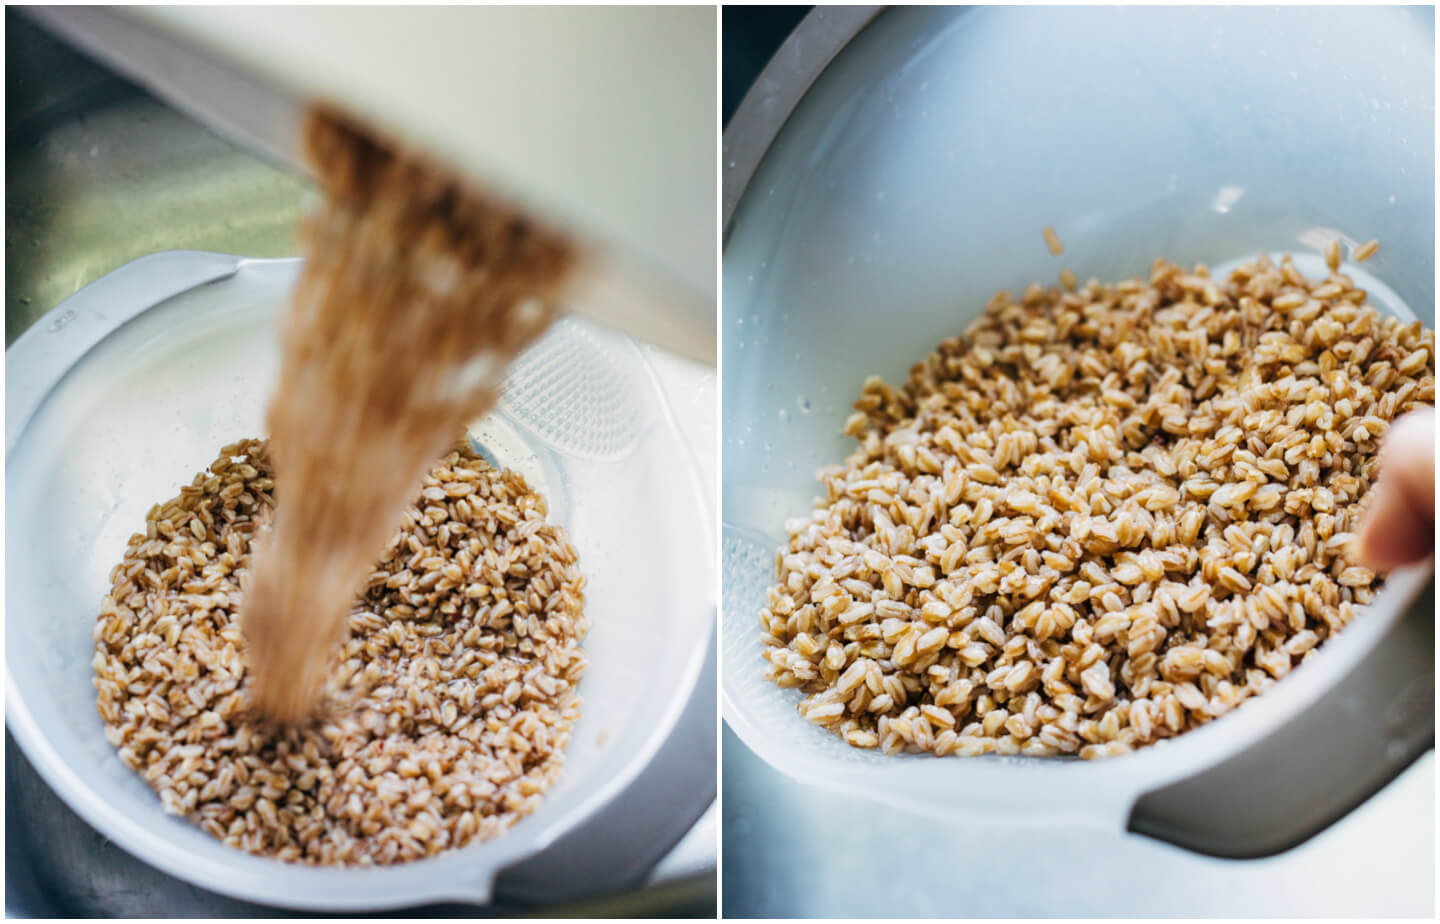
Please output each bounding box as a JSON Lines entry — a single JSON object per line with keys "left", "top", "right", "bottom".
{"left": 5, "top": 8, "right": 310, "bottom": 346}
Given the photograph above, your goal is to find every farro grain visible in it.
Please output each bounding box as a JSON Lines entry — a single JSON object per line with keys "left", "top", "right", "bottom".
{"left": 763, "top": 251, "right": 1434, "bottom": 758}
{"left": 95, "top": 439, "right": 588, "bottom": 864}
{"left": 244, "top": 107, "right": 578, "bottom": 723}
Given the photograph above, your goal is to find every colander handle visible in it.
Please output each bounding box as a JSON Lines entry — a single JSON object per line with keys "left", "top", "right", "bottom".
{"left": 1126, "top": 575, "right": 1435, "bottom": 858}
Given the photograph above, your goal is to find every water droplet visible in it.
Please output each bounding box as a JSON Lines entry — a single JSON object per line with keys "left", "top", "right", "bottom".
{"left": 778, "top": 408, "right": 789, "bottom": 424}
{"left": 797, "top": 396, "right": 812, "bottom": 413}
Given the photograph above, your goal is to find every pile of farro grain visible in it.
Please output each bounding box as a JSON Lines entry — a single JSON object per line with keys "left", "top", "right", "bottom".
{"left": 761, "top": 252, "right": 1434, "bottom": 759}
{"left": 94, "top": 438, "right": 588, "bottom": 864}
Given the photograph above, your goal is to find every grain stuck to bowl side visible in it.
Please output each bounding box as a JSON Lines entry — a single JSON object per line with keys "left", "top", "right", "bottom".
{"left": 761, "top": 253, "right": 1434, "bottom": 759}
{"left": 93, "top": 439, "right": 588, "bottom": 864}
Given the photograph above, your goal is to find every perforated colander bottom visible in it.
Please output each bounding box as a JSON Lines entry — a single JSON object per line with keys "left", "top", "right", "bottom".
{"left": 499, "top": 317, "right": 645, "bottom": 461}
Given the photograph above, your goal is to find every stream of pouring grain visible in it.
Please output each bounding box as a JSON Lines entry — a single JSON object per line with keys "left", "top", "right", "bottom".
{"left": 243, "top": 107, "right": 578, "bottom": 723}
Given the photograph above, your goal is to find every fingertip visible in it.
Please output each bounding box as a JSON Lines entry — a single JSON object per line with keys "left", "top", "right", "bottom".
{"left": 1378, "top": 408, "right": 1436, "bottom": 514}
{"left": 1357, "top": 477, "right": 1433, "bottom": 571}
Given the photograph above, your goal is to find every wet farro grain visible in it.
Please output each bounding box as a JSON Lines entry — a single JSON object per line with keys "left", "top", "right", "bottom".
{"left": 762, "top": 253, "right": 1434, "bottom": 759}
{"left": 94, "top": 439, "right": 588, "bottom": 864}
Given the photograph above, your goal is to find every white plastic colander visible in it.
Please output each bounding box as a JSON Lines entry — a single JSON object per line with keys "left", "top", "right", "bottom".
{"left": 722, "top": 5, "right": 1434, "bottom": 857}
{"left": 5, "top": 251, "right": 714, "bottom": 910}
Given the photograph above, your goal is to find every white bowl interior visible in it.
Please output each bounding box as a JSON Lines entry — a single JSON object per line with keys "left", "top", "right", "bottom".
{"left": 6, "top": 257, "right": 712, "bottom": 908}
{"left": 722, "top": 5, "right": 1434, "bottom": 814}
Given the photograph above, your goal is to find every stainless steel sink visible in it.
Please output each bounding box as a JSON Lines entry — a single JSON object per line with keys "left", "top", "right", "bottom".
{"left": 5, "top": 7, "right": 310, "bottom": 346}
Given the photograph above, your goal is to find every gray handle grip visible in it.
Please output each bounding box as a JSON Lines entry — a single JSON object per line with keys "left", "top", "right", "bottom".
{"left": 1128, "top": 577, "right": 1434, "bottom": 858}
